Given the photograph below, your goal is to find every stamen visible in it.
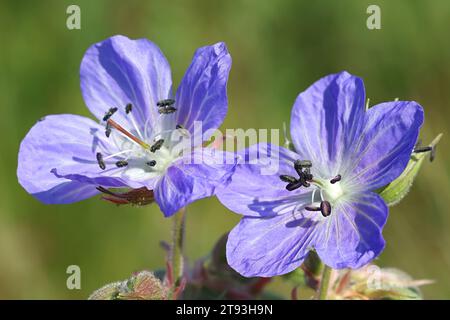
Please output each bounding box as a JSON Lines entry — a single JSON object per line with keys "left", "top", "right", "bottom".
{"left": 103, "top": 107, "right": 118, "bottom": 122}
{"left": 96, "top": 152, "right": 106, "bottom": 170}
{"left": 107, "top": 119, "right": 150, "bottom": 150}
{"left": 320, "top": 201, "right": 332, "bottom": 217}
{"left": 157, "top": 99, "right": 177, "bottom": 114}
{"left": 294, "top": 159, "right": 312, "bottom": 169}
{"left": 157, "top": 99, "right": 175, "bottom": 107}
{"left": 330, "top": 174, "right": 342, "bottom": 184}
{"left": 280, "top": 175, "right": 297, "bottom": 183}
{"left": 430, "top": 146, "right": 436, "bottom": 162}
{"left": 305, "top": 201, "right": 332, "bottom": 217}
{"left": 413, "top": 144, "right": 436, "bottom": 162}
{"left": 281, "top": 159, "right": 314, "bottom": 191}
{"left": 293, "top": 159, "right": 313, "bottom": 181}
{"left": 146, "top": 160, "right": 157, "bottom": 167}
{"left": 303, "top": 168, "right": 313, "bottom": 181}
{"left": 150, "top": 139, "right": 164, "bottom": 153}
{"left": 123, "top": 103, "right": 144, "bottom": 140}
{"left": 125, "top": 103, "right": 133, "bottom": 114}
{"left": 175, "top": 124, "right": 190, "bottom": 138}
{"left": 103, "top": 149, "right": 133, "bottom": 160}
{"left": 413, "top": 146, "right": 432, "bottom": 153}
{"left": 286, "top": 180, "right": 303, "bottom": 191}
{"left": 311, "top": 189, "right": 317, "bottom": 203}
{"left": 158, "top": 106, "right": 177, "bottom": 114}
{"left": 115, "top": 160, "right": 128, "bottom": 168}
{"left": 105, "top": 122, "right": 112, "bottom": 137}
{"left": 143, "top": 117, "right": 152, "bottom": 140}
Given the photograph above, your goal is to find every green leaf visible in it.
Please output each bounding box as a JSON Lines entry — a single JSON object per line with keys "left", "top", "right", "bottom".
{"left": 377, "top": 133, "right": 442, "bottom": 206}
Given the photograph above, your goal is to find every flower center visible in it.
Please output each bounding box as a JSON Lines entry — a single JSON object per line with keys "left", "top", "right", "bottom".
{"left": 94, "top": 102, "right": 187, "bottom": 183}
{"left": 280, "top": 160, "right": 344, "bottom": 217}
{"left": 324, "top": 181, "right": 344, "bottom": 201}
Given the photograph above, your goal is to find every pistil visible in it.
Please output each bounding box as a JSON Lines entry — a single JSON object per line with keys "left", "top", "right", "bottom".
{"left": 107, "top": 118, "right": 150, "bottom": 150}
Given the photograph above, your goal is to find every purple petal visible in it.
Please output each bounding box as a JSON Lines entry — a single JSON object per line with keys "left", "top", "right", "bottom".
{"left": 80, "top": 35, "right": 172, "bottom": 134}
{"left": 154, "top": 148, "right": 236, "bottom": 217}
{"left": 342, "top": 101, "right": 424, "bottom": 190}
{"left": 314, "top": 192, "right": 387, "bottom": 269}
{"left": 154, "top": 165, "right": 194, "bottom": 217}
{"left": 217, "top": 143, "right": 312, "bottom": 217}
{"left": 226, "top": 208, "right": 322, "bottom": 277}
{"left": 28, "top": 180, "right": 100, "bottom": 205}
{"left": 171, "top": 43, "right": 231, "bottom": 140}
{"left": 17, "top": 114, "right": 129, "bottom": 204}
{"left": 290, "top": 71, "right": 366, "bottom": 176}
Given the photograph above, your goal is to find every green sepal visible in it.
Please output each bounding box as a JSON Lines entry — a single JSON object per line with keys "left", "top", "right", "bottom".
{"left": 377, "top": 133, "right": 442, "bottom": 206}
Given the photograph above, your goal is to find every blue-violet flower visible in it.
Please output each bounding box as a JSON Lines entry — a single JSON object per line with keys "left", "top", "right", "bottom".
{"left": 217, "top": 71, "right": 424, "bottom": 277}
{"left": 18, "top": 35, "right": 233, "bottom": 217}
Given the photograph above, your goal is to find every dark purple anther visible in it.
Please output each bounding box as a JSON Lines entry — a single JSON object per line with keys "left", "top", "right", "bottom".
{"left": 305, "top": 205, "right": 321, "bottom": 212}
{"left": 320, "top": 201, "right": 331, "bottom": 217}
{"left": 280, "top": 175, "right": 297, "bottom": 183}
{"left": 330, "top": 174, "right": 342, "bottom": 184}
{"left": 115, "top": 160, "right": 128, "bottom": 168}
{"left": 96, "top": 152, "right": 106, "bottom": 170}
{"left": 125, "top": 103, "right": 133, "bottom": 114}
{"left": 146, "top": 160, "right": 157, "bottom": 167}
{"left": 286, "top": 180, "right": 304, "bottom": 191}
{"left": 103, "top": 107, "right": 118, "bottom": 122}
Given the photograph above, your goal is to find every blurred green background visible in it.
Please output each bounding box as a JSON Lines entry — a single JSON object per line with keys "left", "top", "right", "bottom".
{"left": 0, "top": 0, "right": 449, "bottom": 299}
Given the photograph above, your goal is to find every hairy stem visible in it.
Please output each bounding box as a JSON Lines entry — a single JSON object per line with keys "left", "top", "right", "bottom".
{"left": 317, "top": 264, "right": 332, "bottom": 300}
{"left": 170, "top": 207, "right": 186, "bottom": 286}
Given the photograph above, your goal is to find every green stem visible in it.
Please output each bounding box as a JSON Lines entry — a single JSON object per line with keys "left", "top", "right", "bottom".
{"left": 317, "top": 264, "right": 332, "bottom": 300}
{"left": 170, "top": 207, "right": 186, "bottom": 286}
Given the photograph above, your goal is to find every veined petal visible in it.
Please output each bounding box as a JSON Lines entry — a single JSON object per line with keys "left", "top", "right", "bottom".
{"left": 290, "top": 71, "right": 366, "bottom": 176}
{"left": 314, "top": 192, "right": 387, "bottom": 269}
{"left": 80, "top": 35, "right": 172, "bottom": 135}
{"left": 154, "top": 165, "right": 194, "bottom": 217}
{"left": 17, "top": 114, "right": 129, "bottom": 204}
{"left": 154, "top": 148, "right": 236, "bottom": 217}
{"left": 26, "top": 181, "right": 100, "bottom": 205}
{"left": 169, "top": 42, "right": 231, "bottom": 141}
{"left": 226, "top": 208, "right": 322, "bottom": 277}
{"left": 343, "top": 101, "right": 424, "bottom": 190}
{"left": 217, "top": 143, "right": 312, "bottom": 217}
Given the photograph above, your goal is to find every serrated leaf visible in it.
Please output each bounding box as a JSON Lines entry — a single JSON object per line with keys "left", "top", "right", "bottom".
{"left": 377, "top": 133, "right": 442, "bottom": 206}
